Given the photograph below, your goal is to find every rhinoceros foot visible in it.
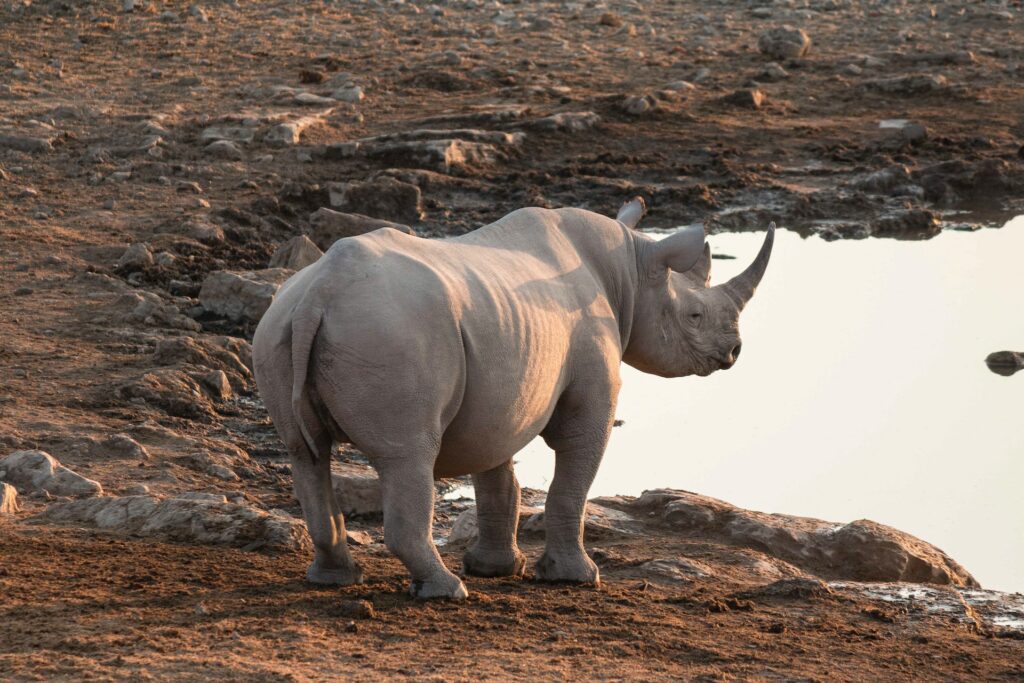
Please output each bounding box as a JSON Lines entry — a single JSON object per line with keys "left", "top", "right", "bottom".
{"left": 462, "top": 547, "right": 526, "bottom": 578}
{"left": 409, "top": 572, "right": 468, "bottom": 600}
{"left": 535, "top": 549, "right": 600, "bottom": 585}
{"left": 306, "top": 559, "right": 365, "bottom": 586}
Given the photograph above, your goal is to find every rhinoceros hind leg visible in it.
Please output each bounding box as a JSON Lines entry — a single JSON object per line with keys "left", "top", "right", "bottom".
{"left": 379, "top": 458, "right": 468, "bottom": 600}
{"left": 616, "top": 196, "right": 647, "bottom": 229}
{"left": 290, "top": 434, "right": 364, "bottom": 586}
{"left": 463, "top": 459, "right": 526, "bottom": 578}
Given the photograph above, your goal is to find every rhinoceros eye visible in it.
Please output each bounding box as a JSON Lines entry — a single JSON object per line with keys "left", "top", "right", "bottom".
{"left": 689, "top": 312, "right": 702, "bottom": 321}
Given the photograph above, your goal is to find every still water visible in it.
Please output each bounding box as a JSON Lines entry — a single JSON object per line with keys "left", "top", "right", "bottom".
{"left": 511, "top": 216, "right": 1024, "bottom": 592}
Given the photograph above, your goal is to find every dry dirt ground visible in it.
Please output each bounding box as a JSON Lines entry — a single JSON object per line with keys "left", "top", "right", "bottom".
{"left": 2, "top": 0, "right": 1023, "bottom": 680}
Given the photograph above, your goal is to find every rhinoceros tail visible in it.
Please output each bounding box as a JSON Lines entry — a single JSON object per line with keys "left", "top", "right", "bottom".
{"left": 290, "top": 302, "right": 324, "bottom": 460}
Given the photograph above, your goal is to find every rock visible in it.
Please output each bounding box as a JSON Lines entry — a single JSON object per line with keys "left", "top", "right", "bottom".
{"left": 175, "top": 491, "right": 228, "bottom": 503}
{"left": 984, "top": 350, "right": 1024, "bottom": 377}
{"left": 152, "top": 335, "right": 253, "bottom": 390}
{"left": 116, "top": 290, "right": 202, "bottom": 332}
{"left": 125, "top": 483, "right": 150, "bottom": 495}
{"left": 723, "top": 89, "right": 765, "bottom": 109}
{"left": 360, "top": 138, "right": 508, "bottom": 174}
{"left": 199, "top": 370, "right": 232, "bottom": 400}
{"left": 758, "top": 27, "right": 812, "bottom": 60}
{"left": 0, "top": 450, "right": 103, "bottom": 498}
{"left": 294, "top": 92, "right": 336, "bottom": 106}
{"left": 157, "top": 218, "right": 225, "bottom": 245}
{"left": 268, "top": 235, "right": 323, "bottom": 270}
{"left": 346, "top": 529, "right": 373, "bottom": 546}
{"left": 35, "top": 496, "right": 310, "bottom": 552}
{"left": 757, "top": 62, "right": 789, "bottom": 82}
{"left": 331, "top": 463, "right": 382, "bottom": 516}
{"left": 871, "top": 210, "right": 941, "bottom": 240}
{"left": 865, "top": 74, "right": 948, "bottom": 95}
{"left": 205, "top": 140, "right": 244, "bottom": 160}
{"left": 331, "top": 85, "right": 365, "bottom": 103}
{"left": 637, "top": 558, "right": 713, "bottom": 582}
{"left": 308, "top": 208, "right": 412, "bottom": 250}
{"left": 327, "top": 177, "right": 424, "bottom": 224}
{"left": 117, "top": 243, "right": 154, "bottom": 269}
{"left": 1, "top": 482, "right": 19, "bottom": 514}
{"left": 199, "top": 268, "right": 294, "bottom": 323}
{"left": 624, "top": 489, "right": 976, "bottom": 586}
{"left": 265, "top": 112, "right": 333, "bottom": 146}
{"left": 663, "top": 81, "right": 695, "bottom": 92}
{"left": 102, "top": 434, "right": 150, "bottom": 461}
{"left": 525, "top": 111, "right": 601, "bottom": 133}
{"left": 118, "top": 369, "right": 216, "bottom": 419}
{"left": 200, "top": 125, "right": 256, "bottom": 144}
{"left": 879, "top": 119, "right": 928, "bottom": 143}
{"left": 620, "top": 95, "right": 657, "bottom": 116}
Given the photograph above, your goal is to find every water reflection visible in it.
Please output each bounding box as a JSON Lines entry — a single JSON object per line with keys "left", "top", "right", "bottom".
{"left": 512, "top": 216, "right": 1024, "bottom": 592}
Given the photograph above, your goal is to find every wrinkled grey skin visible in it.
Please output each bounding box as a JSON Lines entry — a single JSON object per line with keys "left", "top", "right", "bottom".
{"left": 253, "top": 197, "right": 774, "bottom": 599}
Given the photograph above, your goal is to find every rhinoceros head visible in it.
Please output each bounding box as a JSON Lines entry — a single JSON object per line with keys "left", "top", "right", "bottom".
{"left": 625, "top": 223, "right": 775, "bottom": 378}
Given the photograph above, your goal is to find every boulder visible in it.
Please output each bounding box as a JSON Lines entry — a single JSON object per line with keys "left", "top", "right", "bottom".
{"left": 331, "top": 462, "right": 383, "bottom": 516}
{"left": 623, "top": 489, "right": 977, "bottom": 586}
{"left": 199, "top": 268, "right": 294, "bottom": 323}
{"left": 308, "top": 208, "right": 412, "bottom": 250}
{"left": 152, "top": 335, "right": 253, "bottom": 390}
{"left": 0, "top": 451, "right": 103, "bottom": 498}
{"left": 117, "top": 243, "right": 154, "bottom": 269}
{"left": 268, "top": 235, "right": 323, "bottom": 270}
{"left": 1, "top": 482, "right": 19, "bottom": 514}
{"left": 758, "top": 27, "right": 811, "bottom": 60}
{"left": 723, "top": 88, "right": 765, "bottom": 109}
{"left": 327, "top": 177, "right": 424, "bottom": 224}
{"left": 35, "top": 495, "right": 310, "bottom": 552}
{"left": 205, "top": 139, "right": 244, "bottom": 160}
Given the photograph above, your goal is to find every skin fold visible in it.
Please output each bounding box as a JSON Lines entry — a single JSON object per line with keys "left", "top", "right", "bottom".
{"left": 252, "top": 198, "right": 774, "bottom": 599}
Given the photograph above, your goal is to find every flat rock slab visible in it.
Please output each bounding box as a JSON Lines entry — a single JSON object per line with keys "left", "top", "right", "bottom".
{"left": 199, "top": 268, "right": 294, "bottom": 323}
{"left": 35, "top": 495, "right": 310, "bottom": 552}
{"left": 522, "top": 111, "right": 601, "bottom": 132}
{"left": 619, "top": 489, "right": 977, "bottom": 587}
{"left": 0, "top": 450, "right": 103, "bottom": 498}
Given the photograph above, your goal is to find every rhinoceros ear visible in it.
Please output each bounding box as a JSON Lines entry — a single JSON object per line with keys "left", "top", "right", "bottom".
{"left": 684, "top": 243, "right": 712, "bottom": 288}
{"left": 653, "top": 225, "right": 706, "bottom": 274}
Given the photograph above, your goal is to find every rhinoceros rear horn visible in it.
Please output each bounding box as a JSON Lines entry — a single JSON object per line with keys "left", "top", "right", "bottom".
{"left": 722, "top": 222, "right": 775, "bottom": 307}
{"left": 654, "top": 225, "right": 706, "bottom": 274}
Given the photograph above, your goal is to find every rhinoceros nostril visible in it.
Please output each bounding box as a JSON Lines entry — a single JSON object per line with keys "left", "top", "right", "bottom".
{"left": 731, "top": 343, "right": 742, "bottom": 360}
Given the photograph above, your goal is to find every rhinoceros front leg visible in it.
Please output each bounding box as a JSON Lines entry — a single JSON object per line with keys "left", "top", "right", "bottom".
{"left": 463, "top": 459, "right": 526, "bottom": 578}
{"left": 291, "top": 444, "right": 364, "bottom": 586}
{"left": 536, "top": 378, "right": 618, "bottom": 585}
{"left": 378, "top": 459, "right": 469, "bottom": 600}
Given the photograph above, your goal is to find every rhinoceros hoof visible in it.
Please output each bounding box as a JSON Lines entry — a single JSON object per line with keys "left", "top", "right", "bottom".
{"left": 462, "top": 547, "right": 527, "bottom": 578}
{"left": 535, "top": 550, "right": 600, "bottom": 585}
{"left": 409, "top": 572, "right": 469, "bottom": 600}
{"left": 306, "top": 560, "right": 365, "bottom": 586}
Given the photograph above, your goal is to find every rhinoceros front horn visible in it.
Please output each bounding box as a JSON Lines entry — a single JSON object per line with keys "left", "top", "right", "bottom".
{"left": 721, "top": 222, "right": 775, "bottom": 307}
